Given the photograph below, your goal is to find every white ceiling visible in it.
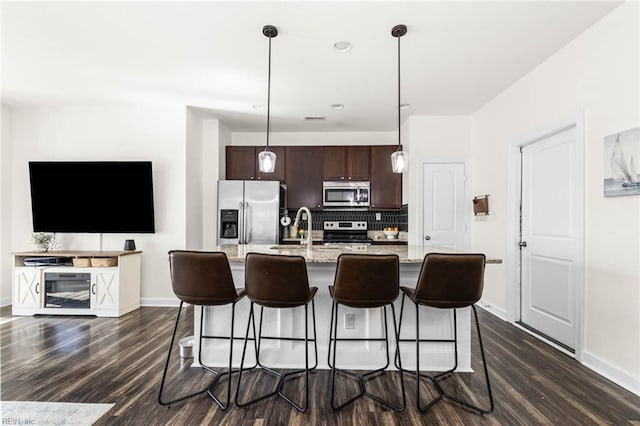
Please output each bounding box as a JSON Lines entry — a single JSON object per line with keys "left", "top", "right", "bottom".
{"left": 2, "top": 1, "right": 621, "bottom": 132}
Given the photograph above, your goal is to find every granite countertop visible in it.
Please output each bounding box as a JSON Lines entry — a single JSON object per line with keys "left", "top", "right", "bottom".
{"left": 216, "top": 244, "right": 502, "bottom": 264}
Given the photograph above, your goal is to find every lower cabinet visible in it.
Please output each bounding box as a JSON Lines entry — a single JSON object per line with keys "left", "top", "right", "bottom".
{"left": 12, "top": 251, "right": 141, "bottom": 318}
{"left": 91, "top": 268, "right": 119, "bottom": 311}
{"left": 13, "top": 267, "right": 43, "bottom": 309}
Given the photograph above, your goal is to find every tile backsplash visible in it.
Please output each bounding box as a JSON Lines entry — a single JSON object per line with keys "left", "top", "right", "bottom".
{"left": 287, "top": 204, "right": 408, "bottom": 232}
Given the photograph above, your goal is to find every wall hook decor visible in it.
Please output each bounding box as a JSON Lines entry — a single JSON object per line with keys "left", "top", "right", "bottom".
{"left": 473, "top": 195, "right": 490, "bottom": 217}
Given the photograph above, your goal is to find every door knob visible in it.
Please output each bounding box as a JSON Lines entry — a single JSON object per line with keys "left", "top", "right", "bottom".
{"left": 519, "top": 241, "right": 527, "bottom": 248}
{"left": 424, "top": 235, "right": 431, "bottom": 241}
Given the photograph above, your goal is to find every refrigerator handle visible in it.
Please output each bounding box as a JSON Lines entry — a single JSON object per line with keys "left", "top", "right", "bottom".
{"left": 238, "top": 201, "right": 245, "bottom": 244}
{"left": 243, "top": 201, "right": 250, "bottom": 243}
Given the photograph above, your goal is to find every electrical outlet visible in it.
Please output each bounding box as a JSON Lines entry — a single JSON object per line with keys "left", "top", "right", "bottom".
{"left": 302, "top": 212, "right": 308, "bottom": 221}
{"left": 375, "top": 212, "right": 382, "bottom": 221}
{"left": 344, "top": 313, "right": 355, "bottom": 329}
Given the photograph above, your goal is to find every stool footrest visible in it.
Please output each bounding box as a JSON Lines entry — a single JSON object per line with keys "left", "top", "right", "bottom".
{"left": 258, "top": 335, "right": 316, "bottom": 343}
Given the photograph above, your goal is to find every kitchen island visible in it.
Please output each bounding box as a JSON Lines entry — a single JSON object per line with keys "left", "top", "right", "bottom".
{"left": 195, "top": 244, "right": 500, "bottom": 372}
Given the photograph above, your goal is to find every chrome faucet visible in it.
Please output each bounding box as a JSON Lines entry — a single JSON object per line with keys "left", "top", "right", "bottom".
{"left": 293, "top": 207, "right": 312, "bottom": 246}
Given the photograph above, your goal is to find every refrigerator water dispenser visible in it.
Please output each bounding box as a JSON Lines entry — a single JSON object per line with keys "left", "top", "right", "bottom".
{"left": 220, "top": 209, "right": 238, "bottom": 239}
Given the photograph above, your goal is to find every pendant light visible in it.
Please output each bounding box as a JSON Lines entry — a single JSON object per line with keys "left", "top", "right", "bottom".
{"left": 258, "top": 25, "right": 278, "bottom": 173}
{"left": 390, "top": 24, "right": 408, "bottom": 173}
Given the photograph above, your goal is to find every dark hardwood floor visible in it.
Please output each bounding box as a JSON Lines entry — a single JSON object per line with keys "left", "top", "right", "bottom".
{"left": 1, "top": 305, "right": 638, "bottom": 425}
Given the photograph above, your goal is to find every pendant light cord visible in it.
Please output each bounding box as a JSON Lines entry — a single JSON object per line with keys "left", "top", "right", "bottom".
{"left": 397, "top": 34, "right": 401, "bottom": 151}
{"left": 266, "top": 35, "right": 272, "bottom": 149}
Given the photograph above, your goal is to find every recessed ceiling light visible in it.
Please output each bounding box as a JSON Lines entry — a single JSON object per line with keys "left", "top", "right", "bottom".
{"left": 252, "top": 104, "right": 264, "bottom": 110}
{"left": 331, "top": 104, "right": 344, "bottom": 110}
{"left": 400, "top": 103, "right": 410, "bottom": 109}
{"left": 333, "top": 41, "right": 352, "bottom": 53}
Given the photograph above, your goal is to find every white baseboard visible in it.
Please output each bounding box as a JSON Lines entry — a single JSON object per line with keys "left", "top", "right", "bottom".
{"left": 140, "top": 297, "right": 180, "bottom": 307}
{"left": 477, "top": 299, "right": 508, "bottom": 321}
{"left": 1, "top": 298, "right": 178, "bottom": 308}
{"left": 485, "top": 303, "right": 639, "bottom": 397}
{"left": 582, "top": 351, "right": 640, "bottom": 396}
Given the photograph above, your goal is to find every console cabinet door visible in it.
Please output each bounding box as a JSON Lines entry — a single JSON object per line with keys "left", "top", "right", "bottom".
{"left": 286, "top": 146, "right": 323, "bottom": 209}
{"left": 370, "top": 145, "right": 401, "bottom": 209}
{"left": 13, "top": 267, "right": 42, "bottom": 308}
{"left": 91, "top": 268, "right": 119, "bottom": 310}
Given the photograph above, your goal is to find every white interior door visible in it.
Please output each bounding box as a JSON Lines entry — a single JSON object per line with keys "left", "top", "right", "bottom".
{"left": 422, "top": 162, "right": 467, "bottom": 249}
{"left": 520, "top": 126, "right": 579, "bottom": 350}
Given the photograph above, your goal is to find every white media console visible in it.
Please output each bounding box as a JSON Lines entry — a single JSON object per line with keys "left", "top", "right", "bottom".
{"left": 12, "top": 250, "right": 141, "bottom": 318}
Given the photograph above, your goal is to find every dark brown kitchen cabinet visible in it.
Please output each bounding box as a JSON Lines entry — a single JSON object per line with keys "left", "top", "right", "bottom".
{"left": 370, "top": 145, "right": 402, "bottom": 209}
{"left": 225, "top": 146, "right": 285, "bottom": 181}
{"left": 322, "top": 146, "right": 370, "bottom": 181}
{"left": 286, "top": 146, "right": 323, "bottom": 209}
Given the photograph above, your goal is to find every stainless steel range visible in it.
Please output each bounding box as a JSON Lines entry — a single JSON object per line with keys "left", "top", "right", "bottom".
{"left": 323, "top": 221, "right": 372, "bottom": 244}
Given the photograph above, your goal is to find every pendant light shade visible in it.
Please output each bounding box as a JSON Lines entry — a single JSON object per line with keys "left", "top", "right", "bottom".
{"left": 258, "top": 25, "right": 278, "bottom": 174}
{"left": 258, "top": 149, "right": 276, "bottom": 173}
{"left": 391, "top": 150, "right": 408, "bottom": 173}
{"left": 391, "top": 24, "right": 408, "bottom": 174}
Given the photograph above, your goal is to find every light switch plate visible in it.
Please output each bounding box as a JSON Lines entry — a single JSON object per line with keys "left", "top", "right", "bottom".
{"left": 376, "top": 213, "right": 382, "bottom": 221}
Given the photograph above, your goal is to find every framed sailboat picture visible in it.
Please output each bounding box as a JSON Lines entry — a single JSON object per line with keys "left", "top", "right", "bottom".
{"left": 604, "top": 126, "right": 640, "bottom": 197}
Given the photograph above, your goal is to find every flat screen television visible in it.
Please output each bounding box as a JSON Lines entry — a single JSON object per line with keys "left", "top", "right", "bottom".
{"left": 29, "top": 161, "right": 155, "bottom": 233}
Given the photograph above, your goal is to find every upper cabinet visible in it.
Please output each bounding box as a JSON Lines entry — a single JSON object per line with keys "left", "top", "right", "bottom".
{"left": 226, "top": 146, "right": 255, "bottom": 180}
{"left": 322, "top": 146, "right": 370, "bottom": 181}
{"left": 370, "top": 145, "right": 402, "bottom": 209}
{"left": 225, "top": 146, "right": 285, "bottom": 181}
{"left": 286, "top": 146, "right": 323, "bottom": 209}
{"left": 225, "top": 144, "right": 401, "bottom": 210}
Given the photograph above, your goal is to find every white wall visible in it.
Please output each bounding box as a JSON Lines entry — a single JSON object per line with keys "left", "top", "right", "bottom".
{"left": 406, "top": 115, "right": 472, "bottom": 245}
{"left": 186, "top": 107, "right": 230, "bottom": 250}
{"left": 232, "top": 131, "right": 395, "bottom": 146}
{"left": 0, "top": 106, "right": 13, "bottom": 306}
{"left": 203, "top": 118, "right": 230, "bottom": 249}
{"left": 186, "top": 108, "right": 203, "bottom": 250}
{"left": 8, "top": 105, "right": 187, "bottom": 304}
{"left": 471, "top": 2, "right": 639, "bottom": 392}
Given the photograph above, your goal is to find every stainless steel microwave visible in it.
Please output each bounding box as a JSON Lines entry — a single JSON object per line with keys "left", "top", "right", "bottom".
{"left": 323, "top": 181, "right": 370, "bottom": 207}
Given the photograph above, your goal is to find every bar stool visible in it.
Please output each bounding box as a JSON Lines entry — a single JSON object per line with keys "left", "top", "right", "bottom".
{"left": 235, "top": 252, "right": 318, "bottom": 413}
{"left": 396, "top": 253, "right": 494, "bottom": 414}
{"left": 158, "top": 250, "right": 254, "bottom": 410}
{"left": 328, "top": 253, "right": 405, "bottom": 412}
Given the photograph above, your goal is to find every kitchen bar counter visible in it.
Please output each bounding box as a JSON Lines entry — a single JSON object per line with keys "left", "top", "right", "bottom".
{"left": 214, "top": 243, "right": 502, "bottom": 264}
{"left": 196, "top": 244, "right": 500, "bottom": 372}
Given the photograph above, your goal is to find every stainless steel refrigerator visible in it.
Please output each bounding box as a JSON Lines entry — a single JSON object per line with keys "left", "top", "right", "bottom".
{"left": 217, "top": 180, "right": 283, "bottom": 245}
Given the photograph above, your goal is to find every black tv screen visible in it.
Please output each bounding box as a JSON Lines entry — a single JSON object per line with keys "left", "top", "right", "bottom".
{"left": 29, "top": 161, "right": 155, "bottom": 233}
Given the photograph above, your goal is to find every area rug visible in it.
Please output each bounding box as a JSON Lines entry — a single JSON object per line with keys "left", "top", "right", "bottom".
{"left": 0, "top": 401, "right": 114, "bottom": 425}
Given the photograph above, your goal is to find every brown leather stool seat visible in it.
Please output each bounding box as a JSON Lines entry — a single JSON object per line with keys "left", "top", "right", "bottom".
{"left": 396, "top": 253, "right": 494, "bottom": 414}
{"left": 235, "top": 253, "right": 318, "bottom": 413}
{"left": 158, "top": 250, "right": 253, "bottom": 410}
{"left": 328, "top": 254, "right": 405, "bottom": 412}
